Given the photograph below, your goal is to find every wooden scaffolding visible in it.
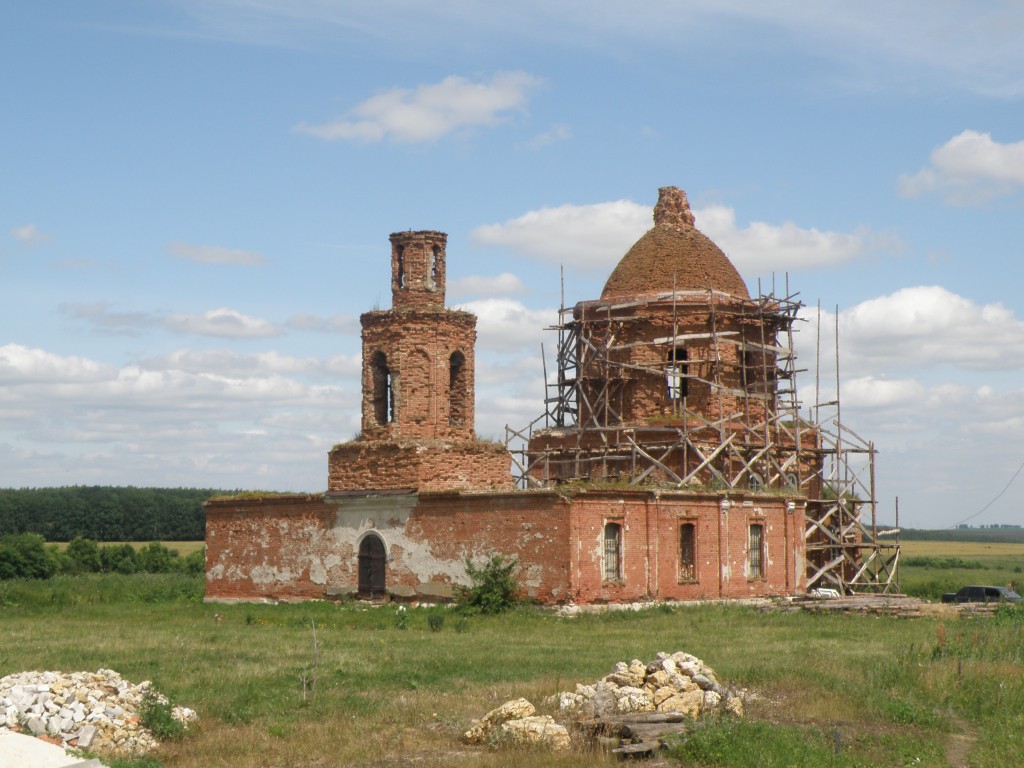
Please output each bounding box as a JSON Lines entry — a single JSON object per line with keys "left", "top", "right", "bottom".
{"left": 505, "top": 285, "right": 900, "bottom": 595}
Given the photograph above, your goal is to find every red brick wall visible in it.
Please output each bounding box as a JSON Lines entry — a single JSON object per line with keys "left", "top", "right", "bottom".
{"left": 360, "top": 310, "right": 477, "bottom": 441}
{"left": 205, "top": 495, "right": 335, "bottom": 602}
{"left": 205, "top": 489, "right": 804, "bottom": 604}
{"left": 327, "top": 440, "right": 514, "bottom": 492}
{"left": 398, "top": 493, "right": 573, "bottom": 602}
{"left": 563, "top": 491, "right": 804, "bottom": 603}
{"left": 390, "top": 231, "right": 447, "bottom": 311}
{"left": 205, "top": 492, "right": 573, "bottom": 603}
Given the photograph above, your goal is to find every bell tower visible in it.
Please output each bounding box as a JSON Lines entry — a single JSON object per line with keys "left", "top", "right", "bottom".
{"left": 358, "top": 231, "right": 475, "bottom": 442}
{"left": 328, "top": 229, "right": 513, "bottom": 494}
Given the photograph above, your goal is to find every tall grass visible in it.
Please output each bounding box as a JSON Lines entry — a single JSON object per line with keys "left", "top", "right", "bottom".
{"left": 3, "top": 568, "right": 1024, "bottom": 766}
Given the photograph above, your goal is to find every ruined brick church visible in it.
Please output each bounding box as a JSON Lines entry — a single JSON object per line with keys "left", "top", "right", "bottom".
{"left": 205, "top": 187, "right": 897, "bottom": 604}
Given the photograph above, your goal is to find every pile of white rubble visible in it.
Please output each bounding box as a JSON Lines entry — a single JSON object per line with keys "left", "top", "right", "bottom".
{"left": 0, "top": 669, "right": 196, "bottom": 758}
{"left": 555, "top": 650, "right": 744, "bottom": 719}
{"left": 463, "top": 650, "right": 744, "bottom": 751}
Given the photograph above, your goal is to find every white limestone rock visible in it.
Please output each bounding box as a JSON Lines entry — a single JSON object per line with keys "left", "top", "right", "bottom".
{"left": 500, "top": 716, "right": 571, "bottom": 751}
{"left": 463, "top": 698, "right": 536, "bottom": 744}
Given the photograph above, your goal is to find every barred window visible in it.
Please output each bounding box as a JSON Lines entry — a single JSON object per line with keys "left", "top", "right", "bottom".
{"left": 748, "top": 523, "right": 765, "bottom": 579}
{"left": 603, "top": 523, "right": 622, "bottom": 581}
{"left": 679, "top": 523, "right": 696, "bottom": 581}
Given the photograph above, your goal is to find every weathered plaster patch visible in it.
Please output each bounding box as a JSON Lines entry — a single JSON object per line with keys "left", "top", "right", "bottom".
{"left": 309, "top": 558, "right": 327, "bottom": 585}
{"left": 328, "top": 495, "right": 476, "bottom": 586}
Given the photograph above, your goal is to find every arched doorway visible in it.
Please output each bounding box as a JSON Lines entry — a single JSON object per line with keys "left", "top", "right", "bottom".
{"left": 358, "top": 534, "right": 387, "bottom": 598}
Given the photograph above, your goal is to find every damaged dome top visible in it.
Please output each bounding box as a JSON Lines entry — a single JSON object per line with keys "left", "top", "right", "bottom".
{"left": 601, "top": 186, "right": 750, "bottom": 301}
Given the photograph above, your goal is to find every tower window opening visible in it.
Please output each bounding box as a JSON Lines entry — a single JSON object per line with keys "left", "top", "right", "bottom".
{"left": 371, "top": 351, "right": 394, "bottom": 425}
{"left": 666, "top": 347, "right": 689, "bottom": 400}
{"left": 396, "top": 246, "right": 405, "bottom": 289}
{"left": 429, "top": 245, "right": 440, "bottom": 288}
{"left": 449, "top": 350, "right": 467, "bottom": 426}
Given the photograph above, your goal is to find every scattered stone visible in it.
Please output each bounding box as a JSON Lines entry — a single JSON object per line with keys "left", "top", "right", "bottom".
{"left": 500, "top": 716, "right": 571, "bottom": 750}
{"left": 462, "top": 698, "right": 535, "bottom": 744}
{"left": 552, "top": 650, "right": 744, "bottom": 721}
{"left": 466, "top": 651, "right": 745, "bottom": 755}
{"left": 0, "top": 669, "right": 197, "bottom": 759}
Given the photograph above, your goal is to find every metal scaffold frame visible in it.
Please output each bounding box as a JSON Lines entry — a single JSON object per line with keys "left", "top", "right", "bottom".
{"left": 504, "top": 284, "right": 900, "bottom": 595}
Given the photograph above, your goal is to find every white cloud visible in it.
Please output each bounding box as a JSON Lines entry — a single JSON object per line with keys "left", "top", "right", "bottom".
{"left": 295, "top": 72, "right": 541, "bottom": 143}
{"left": 285, "top": 313, "right": 360, "bottom": 334}
{"left": 62, "top": 303, "right": 283, "bottom": 339}
{"left": 835, "top": 286, "right": 1024, "bottom": 372}
{"left": 449, "top": 273, "right": 526, "bottom": 297}
{"left": 10, "top": 224, "right": 51, "bottom": 245}
{"left": 899, "top": 130, "right": 1024, "bottom": 204}
{"left": 0, "top": 344, "right": 111, "bottom": 384}
{"left": 138, "top": 349, "right": 324, "bottom": 377}
{"left": 166, "top": 241, "right": 268, "bottom": 265}
{"left": 456, "top": 298, "right": 556, "bottom": 351}
{"left": 471, "top": 200, "right": 648, "bottom": 272}
{"left": 697, "top": 204, "right": 872, "bottom": 272}
{"left": 471, "top": 198, "right": 879, "bottom": 275}
{"left": 164, "top": 308, "right": 281, "bottom": 338}
{"left": 842, "top": 376, "right": 927, "bottom": 410}
{"left": 0, "top": 343, "right": 360, "bottom": 491}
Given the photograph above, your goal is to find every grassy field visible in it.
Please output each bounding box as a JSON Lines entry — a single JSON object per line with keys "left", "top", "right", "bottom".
{"left": 1, "top": 541, "right": 1023, "bottom": 767}
{"left": 52, "top": 541, "right": 206, "bottom": 557}
{"left": 899, "top": 540, "right": 1024, "bottom": 600}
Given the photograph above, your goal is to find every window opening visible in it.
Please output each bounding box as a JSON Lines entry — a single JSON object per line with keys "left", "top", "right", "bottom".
{"left": 429, "top": 245, "right": 440, "bottom": 287}
{"left": 449, "top": 351, "right": 467, "bottom": 426}
{"left": 396, "top": 246, "right": 405, "bottom": 289}
{"left": 371, "top": 351, "right": 393, "bottom": 425}
{"left": 666, "top": 347, "right": 688, "bottom": 401}
{"left": 748, "top": 523, "right": 765, "bottom": 578}
{"left": 603, "top": 522, "right": 622, "bottom": 581}
{"left": 679, "top": 522, "right": 696, "bottom": 581}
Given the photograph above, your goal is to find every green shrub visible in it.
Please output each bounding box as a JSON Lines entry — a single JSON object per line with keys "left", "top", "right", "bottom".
{"left": 101, "top": 544, "right": 138, "bottom": 574}
{"left": 181, "top": 547, "right": 205, "bottom": 576}
{"left": 456, "top": 554, "right": 521, "bottom": 615}
{"left": 137, "top": 542, "right": 175, "bottom": 573}
{"left": 138, "top": 690, "right": 185, "bottom": 742}
{"left": 427, "top": 610, "right": 445, "bottom": 632}
{"left": 65, "top": 536, "right": 102, "bottom": 573}
{"left": 0, "top": 533, "right": 58, "bottom": 579}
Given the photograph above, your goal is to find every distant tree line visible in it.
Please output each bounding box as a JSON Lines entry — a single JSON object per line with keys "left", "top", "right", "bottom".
{"left": 899, "top": 527, "right": 1024, "bottom": 544}
{"left": 0, "top": 486, "right": 229, "bottom": 541}
{"left": 0, "top": 534, "right": 204, "bottom": 580}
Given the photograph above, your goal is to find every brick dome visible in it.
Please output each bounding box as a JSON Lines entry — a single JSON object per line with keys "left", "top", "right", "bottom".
{"left": 601, "top": 187, "right": 749, "bottom": 300}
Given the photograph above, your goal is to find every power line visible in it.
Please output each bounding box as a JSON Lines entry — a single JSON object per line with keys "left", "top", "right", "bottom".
{"left": 949, "top": 457, "right": 1024, "bottom": 529}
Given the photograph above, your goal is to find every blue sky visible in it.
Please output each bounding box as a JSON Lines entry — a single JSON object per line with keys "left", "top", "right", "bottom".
{"left": 3, "top": 1, "right": 1024, "bottom": 529}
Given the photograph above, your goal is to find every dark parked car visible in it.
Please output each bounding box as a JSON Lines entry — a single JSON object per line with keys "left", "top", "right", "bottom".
{"left": 941, "top": 585, "right": 1022, "bottom": 604}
